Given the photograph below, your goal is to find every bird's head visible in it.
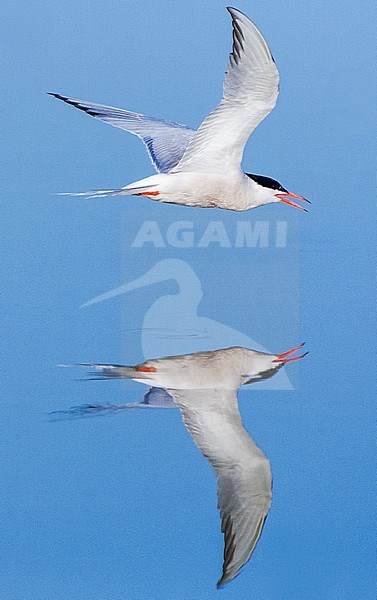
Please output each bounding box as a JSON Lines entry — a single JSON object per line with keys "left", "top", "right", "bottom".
{"left": 246, "top": 173, "right": 310, "bottom": 211}
{"left": 242, "top": 343, "right": 308, "bottom": 384}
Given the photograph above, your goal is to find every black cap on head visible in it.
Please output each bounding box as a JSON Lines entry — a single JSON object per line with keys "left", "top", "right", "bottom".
{"left": 246, "top": 173, "right": 288, "bottom": 193}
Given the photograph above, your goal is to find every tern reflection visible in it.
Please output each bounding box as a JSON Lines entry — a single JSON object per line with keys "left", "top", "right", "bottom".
{"left": 56, "top": 344, "right": 307, "bottom": 586}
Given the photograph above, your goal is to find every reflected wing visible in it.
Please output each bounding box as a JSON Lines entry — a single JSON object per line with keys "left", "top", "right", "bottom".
{"left": 49, "top": 94, "right": 195, "bottom": 173}
{"left": 50, "top": 386, "right": 176, "bottom": 420}
{"left": 173, "top": 8, "right": 279, "bottom": 175}
{"left": 170, "top": 388, "right": 272, "bottom": 586}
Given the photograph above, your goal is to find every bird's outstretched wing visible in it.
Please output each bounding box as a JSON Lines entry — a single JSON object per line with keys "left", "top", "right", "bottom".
{"left": 49, "top": 384, "right": 176, "bottom": 420}
{"left": 170, "top": 388, "right": 272, "bottom": 587}
{"left": 49, "top": 93, "right": 195, "bottom": 173}
{"left": 173, "top": 8, "right": 279, "bottom": 176}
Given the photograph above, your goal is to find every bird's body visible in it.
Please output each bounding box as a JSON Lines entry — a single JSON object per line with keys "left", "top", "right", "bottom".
{"left": 131, "top": 346, "right": 279, "bottom": 388}
{"left": 50, "top": 8, "right": 310, "bottom": 212}
{"left": 114, "top": 171, "right": 257, "bottom": 211}
{"left": 80, "top": 343, "right": 308, "bottom": 586}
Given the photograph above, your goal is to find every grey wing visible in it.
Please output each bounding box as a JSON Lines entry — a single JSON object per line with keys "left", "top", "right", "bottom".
{"left": 49, "top": 94, "right": 196, "bottom": 173}
{"left": 172, "top": 8, "right": 279, "bottom": 176}
{"left": 170, "top": 388, "right": 272, "bottom": 587}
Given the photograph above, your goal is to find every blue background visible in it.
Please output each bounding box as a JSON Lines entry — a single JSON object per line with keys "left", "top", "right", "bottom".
{"left": 1, "top": 1, "right": 375, "bottom": 598}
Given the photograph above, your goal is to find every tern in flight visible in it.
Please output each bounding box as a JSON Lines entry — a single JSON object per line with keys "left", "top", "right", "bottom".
{"left": 50, "top": 7, "right": 310, "bottom": 212}
{"left": 76, "top": 343, "right": 308, "bottom": 586}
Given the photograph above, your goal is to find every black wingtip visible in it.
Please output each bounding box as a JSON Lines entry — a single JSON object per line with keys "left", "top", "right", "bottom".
{"left": 48, "top": 92, "right": 75, "bottom": 106}
{"left": 216, "top": 578, "right": 226, "bottom": 589}
{"left": 48, "top": 92, "right": 65, "bottom": 101}
{"left": 216, "top": 573, "right": 235, "bottom": 589}
{"left": 227, "top": 7, "right": 247, "bottom": 19}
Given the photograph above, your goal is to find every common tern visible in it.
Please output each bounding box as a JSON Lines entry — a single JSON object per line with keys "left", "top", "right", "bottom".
{"left": 50, "top": 7, "right": 310, "bottom": 212}
{"left": 75, "top": 343, "right": 308, "bottom": 586}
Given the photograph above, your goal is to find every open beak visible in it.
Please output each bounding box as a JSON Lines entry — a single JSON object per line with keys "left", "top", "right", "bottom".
{"left": 275, "top": 192, "right": 311, "bottom": 212}
{"left": 272, "top": 342, "right": 309, "bottom": 364}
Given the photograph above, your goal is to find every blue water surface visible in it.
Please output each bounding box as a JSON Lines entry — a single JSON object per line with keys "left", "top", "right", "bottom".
{"left": 1, "top": 1, "right": 375, "bottom": 598}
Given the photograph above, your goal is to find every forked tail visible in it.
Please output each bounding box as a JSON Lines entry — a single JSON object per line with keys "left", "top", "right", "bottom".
{"left": 78, "top": 363, "right": 151, "bottom": 380}
{"left": 56, "top": 185, "right": 154, "bottom": 200}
